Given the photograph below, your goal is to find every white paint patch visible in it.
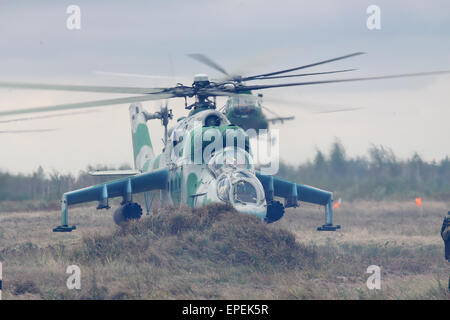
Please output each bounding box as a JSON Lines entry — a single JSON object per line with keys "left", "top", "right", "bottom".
{"left": 135, "top": 145, "right": 153, "bottom": 171}
{"left": 129, "top": 103, "right": 148, "bottom": 134}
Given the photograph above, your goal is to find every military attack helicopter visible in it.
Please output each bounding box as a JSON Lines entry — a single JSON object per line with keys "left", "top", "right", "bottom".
{"left": 187, "top": 54, "right": 295, "bottom": 131}
{"left": 186, "top": 53, "right": 360, "bottom": 131}
{"left": 0, "top": 52, "right": 449, "bottom": 233}
{"left": 220, "top": 93, "right": 293, "bottom": 131}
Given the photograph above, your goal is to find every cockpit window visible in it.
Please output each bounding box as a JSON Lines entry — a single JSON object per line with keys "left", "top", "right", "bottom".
{"left": 208, "top": 147, "right": 253, "bottom": 175}
{"left": 233, "top": 95, "right": 257, "bottom": 106}
{"left": 215, "top": 169, "right": 264, "bottom": 206}
{"left": 231, "top": 95, "right": 257, "bottom": 115}
{"left": 233, "top": 180, "right": 258, "bottom": 204}
{"left": 204, "top": 114, "right": 221, "bottom": 127}
{"left": 216, "top": 174, "right": 231, "bottom": 202}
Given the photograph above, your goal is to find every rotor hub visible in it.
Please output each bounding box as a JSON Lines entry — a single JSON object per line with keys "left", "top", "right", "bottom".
{"left": 193, "top": 73, "right": 210, "bottom": 88}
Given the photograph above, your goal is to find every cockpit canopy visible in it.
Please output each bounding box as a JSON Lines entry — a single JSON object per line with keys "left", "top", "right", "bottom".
{"left": 226, "top": 94, "right": 259, "bottom": 115}
{"left": 208, "top": 147, "right": 254, "bottom": 175}
{"left": 181, "top": 125, "right": 251, "bottom": 164}
{"left": 215, "top": 168, "right": 264, "bottom": 206}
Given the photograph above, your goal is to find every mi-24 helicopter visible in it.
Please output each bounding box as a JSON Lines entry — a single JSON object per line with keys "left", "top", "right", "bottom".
{"left": 186, "top": 53, "right": 359, "bottom": 131}
{"left": 0, "top": 52, "right": 449, "bottom": 233}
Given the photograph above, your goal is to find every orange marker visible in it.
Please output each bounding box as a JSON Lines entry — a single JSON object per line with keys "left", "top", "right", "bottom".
{"left": 415, "top": 197, "right": 422, "bottom": 207}
{"left": 333, "top": 197, "right": 342, "bottom": 209}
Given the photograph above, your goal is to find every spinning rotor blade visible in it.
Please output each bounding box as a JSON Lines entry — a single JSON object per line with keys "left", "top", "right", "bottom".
{"left": 0, "top": 110, "right": 99, "bottom": 124}
{"left": 0, "top": 128, "right": 57, "bottom": 134}
{"left": 244, "top": 52, "right": 365, "bottom": 80}
{"left": 260, "top": 105, "right": 295, "bottom": 123}
{"left": 262, "top": 96, "right": 363, "bottom": 114}
{"left": 187, "top": 53, "right": 230, "bottom": 76}
{"left": 93, "top": 70, "right": 174, "bottom": 80}
{"left": 0, "top": 81, "right": 165, "bottom": 94}
{"left": 313, "top": 107, "right": 363, "bottom": 114}
{"left": 240, "top": 70, "right": 450, "bottom": 91}
{"left": 0, "top": 93, "right": 174, "bottom": 117}
{"left": 250, "top": 69, "right": 356, "bottom": 80}
{"left": 261, "top": 105, "right": 282, "bottom": 117}
{"left": 266, "top": 116, "right": 295, "bottom": 123}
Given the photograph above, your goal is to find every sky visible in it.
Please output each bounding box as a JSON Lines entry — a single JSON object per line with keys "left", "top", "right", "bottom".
{"left": 0, "top": 0, "right": 450, "bottom": 175}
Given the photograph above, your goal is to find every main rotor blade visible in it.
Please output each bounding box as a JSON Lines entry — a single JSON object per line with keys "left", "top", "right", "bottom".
{"left": 0, "top": 93, "right": 174, "bottom": 117}
{"left": 244, "top": 69, "right": 356, "bottom": 81}
{"left": 266, "top": 116, "right": 295, "bottom": 123}
{"left": 239, "top": 70, "right": 450, "bottom": 91}
{"left": 0, "top": 110, "right": 99, "bottom": 124}
{"left": 314, "top": 107, "right": 363, "bottom": 114}
{"left": 187, "top": 53, "right": 230, "bottom": 76}
{"left": 261, "top": 105, "right": 295, "bottom": 123}
{"left": 0, "top": 81, "right": 165, "bottom": 94}
{"left": 0, "top": 128, "right": 57, "bottom": 134}
{"left": 93, "top": 70, "right": 174, "bottom": 80}
{"left": 262, "top": 95, "right": 364, "bottom": 114}
{"left": 261, "top": 105, "right": 282, "bottom": 117}
{"left": 246, "top": 52, "right": 365, "bottom": 79}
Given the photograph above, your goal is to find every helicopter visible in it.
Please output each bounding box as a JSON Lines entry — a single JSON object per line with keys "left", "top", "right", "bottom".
{"left": 0, "top": 52, "right": 449, "bottom": 233}
{"left": 221, "top": 92, "right": 294, "bottom": 131}
{"left": 186, "top": 53, "right": 364, "bottom": 131}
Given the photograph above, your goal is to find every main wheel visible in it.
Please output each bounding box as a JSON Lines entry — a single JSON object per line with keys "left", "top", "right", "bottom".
{"left": 265, "top": 200, "right": 285, "bottom": 223}
{"left": 113, "top": 202, "right": 143, "bottom": 225}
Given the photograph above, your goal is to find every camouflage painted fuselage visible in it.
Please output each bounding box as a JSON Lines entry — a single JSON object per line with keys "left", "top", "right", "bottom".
{"left": 130, "top": 104, "right": 267, "bottom": 220}
{"left": 55, "top": 103, "right": 336, "bottom": 232}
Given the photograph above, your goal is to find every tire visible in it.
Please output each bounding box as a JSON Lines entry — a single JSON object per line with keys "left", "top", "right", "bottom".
{"left": 265, "top": 200, "right": 285, "bottom": 223}
{"left": 113, "top": 202, "right": 143, "bottom": 225}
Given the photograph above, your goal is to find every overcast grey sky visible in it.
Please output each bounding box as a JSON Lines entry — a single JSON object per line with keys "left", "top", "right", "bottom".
{"left": 1, "top": 0, "right": 450, "bottom": 174}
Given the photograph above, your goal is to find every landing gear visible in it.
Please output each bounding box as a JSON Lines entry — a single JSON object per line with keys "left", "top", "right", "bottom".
{"left": 113, "top": 202, "right": 143, "bottom": 225}
{"left": 265, "top": 200, "right": 285, "bottom": 223}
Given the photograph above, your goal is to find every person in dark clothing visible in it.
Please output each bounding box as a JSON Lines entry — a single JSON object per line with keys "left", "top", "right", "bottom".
{"left": 441, "top": 212, "right": 450, "bottom": 260}
{"left": 441, "top": 211, "right": 450, "bottom": 292}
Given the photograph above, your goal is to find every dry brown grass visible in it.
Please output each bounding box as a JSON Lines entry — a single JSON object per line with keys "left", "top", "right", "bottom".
{"left": 0, "top": 200, "right": 449, "bottom": 300}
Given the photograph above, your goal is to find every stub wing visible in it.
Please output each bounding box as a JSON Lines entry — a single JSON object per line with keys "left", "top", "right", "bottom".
{"left": 266, "top": 116, "right": 295, "bottom": 124}
{"left": 53, "top": 169, "right": 168, "bottom": 232}
{"left": 256, "top": 172, "right": 340, "bottom": 231}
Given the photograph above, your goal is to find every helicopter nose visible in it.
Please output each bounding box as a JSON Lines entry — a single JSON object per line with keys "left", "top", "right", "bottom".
{"left": 231, "top": 202, "right": 266, "bottom": 221}
{"left": 214, "top": 171, "right": 267, "bottom": 221}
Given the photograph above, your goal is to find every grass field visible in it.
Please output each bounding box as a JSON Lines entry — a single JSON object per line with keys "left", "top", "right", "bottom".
{"left": 0, "top": 200, "right": 449, "bottom": 300}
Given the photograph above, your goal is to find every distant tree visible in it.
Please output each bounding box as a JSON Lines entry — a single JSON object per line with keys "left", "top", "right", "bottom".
{"left": 369, "top": 144, "right": 396, "bottom": 167}
{"left": 313, "top": 149, "right": 326, "bottom": 169}
{"left": 408, "top": 152, "right": 424, "bottom": 185}
{"left": 329, "top": 139, "right": 347, "bottom": 176}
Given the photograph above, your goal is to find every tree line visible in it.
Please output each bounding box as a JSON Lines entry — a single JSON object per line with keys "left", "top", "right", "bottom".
{"left": 0, "top": 164, "right": 130, "bottom": 202}
{"left": 277, "top": 141, "right": 450, "bottom": 201}
{"left": 0, "top": 141, "right": 449, "bottom": 205}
